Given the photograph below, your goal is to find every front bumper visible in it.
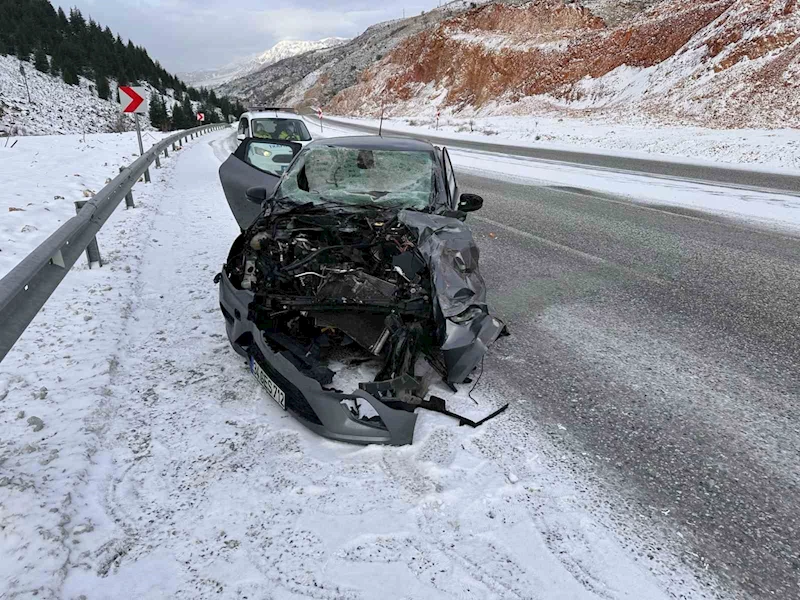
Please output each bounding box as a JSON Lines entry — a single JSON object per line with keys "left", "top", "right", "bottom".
{"left": 218, "top": 269, "right": 418, "bottom": 445}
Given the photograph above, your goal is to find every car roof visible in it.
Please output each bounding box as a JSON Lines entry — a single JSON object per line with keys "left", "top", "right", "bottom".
{"left": 244, "top": 111, "right": 303, "bottom": 120}
{"left": 306, "top": 135, "right": 435, "bottom": 152}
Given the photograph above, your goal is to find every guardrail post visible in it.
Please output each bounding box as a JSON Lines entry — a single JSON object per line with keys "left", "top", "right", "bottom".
{"left": 173, "top": 142, "right": 178, "bottom": 152}
{"left": 74, "top": 201, "right": 103, "bottom": 268}
{"left": 155, "top": 154, "right": 161, "bottom": 168}
{"left": 144, "top": 167, "right": 151, "bottom": 184}
{"left": 164, "top": 147, "right": 169, "bottom": 158}
{"left": 120, "top": 167, "right": 135, "bottom": 209}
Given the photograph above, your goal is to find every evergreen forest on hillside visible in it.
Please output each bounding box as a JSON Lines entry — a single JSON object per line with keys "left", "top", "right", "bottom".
{"left": 0, "top": 0, "right": 246, "bottom": 130}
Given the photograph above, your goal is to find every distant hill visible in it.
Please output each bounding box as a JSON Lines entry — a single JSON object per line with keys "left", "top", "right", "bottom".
{"left": 218, "top": 0, "right": 488, "bottom": 108}
{"left": 179, "top": 38, "right": 349, "bottom": 90}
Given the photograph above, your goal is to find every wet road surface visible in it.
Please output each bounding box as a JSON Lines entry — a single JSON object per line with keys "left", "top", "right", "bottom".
{"left": 464, "top": 173, "right": 800, "bottom": 599}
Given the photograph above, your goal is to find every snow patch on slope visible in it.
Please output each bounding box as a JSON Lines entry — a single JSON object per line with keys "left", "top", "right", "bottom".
{"left": 0, "top": 54, "right": 181, "bottom": 136}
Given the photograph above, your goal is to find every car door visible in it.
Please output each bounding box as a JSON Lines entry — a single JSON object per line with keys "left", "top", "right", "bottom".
{"left": 441, "top": 147, "right": 459, "bottom": 209}
{"left": 219, "top": 138, "right": 301, "bottom": 230}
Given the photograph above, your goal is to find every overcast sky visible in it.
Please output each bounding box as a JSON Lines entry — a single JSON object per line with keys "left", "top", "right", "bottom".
{"left": 52, "top": 0, "right": 446, "bottom": 73}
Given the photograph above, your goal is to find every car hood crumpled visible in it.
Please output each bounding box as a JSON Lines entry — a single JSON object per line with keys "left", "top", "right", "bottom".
{"left": 399, "top": 210, "right": 507, "bottom": 383}
{"left": 399, "top": 210, "right": 487, "bottom": 318}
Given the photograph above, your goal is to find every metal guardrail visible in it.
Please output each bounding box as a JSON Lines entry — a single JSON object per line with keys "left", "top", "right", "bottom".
{"left": 0, "top": 123, "right": 228, "bottom": 364}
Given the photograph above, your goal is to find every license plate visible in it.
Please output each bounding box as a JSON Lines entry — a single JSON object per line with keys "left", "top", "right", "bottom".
{"left": 249, "top": 356, "right": 286, "bottom": 410}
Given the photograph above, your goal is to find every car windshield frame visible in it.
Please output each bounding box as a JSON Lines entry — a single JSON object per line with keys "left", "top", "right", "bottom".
{"left": 274, "top": 145, "right": 439, "bottom": 210}
{"left": 250, "top": 118, "right": 312, "bottom": 142}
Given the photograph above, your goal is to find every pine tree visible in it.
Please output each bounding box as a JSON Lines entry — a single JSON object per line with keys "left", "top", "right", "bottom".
{"left": 149, "top": 95, "right": 168, "bottom": 131}
{"left": 50, "top": 53, "right": 60, "bottom": 76}
{"left": 62, "top": 61, "right": 78, "bottom": 85}
{"left": 182, "top": 95, "right": 193, "bottom": 124}
{"left": 69, "top": 7, "right": 86, "bottom": 34}
{"left": 34, "top": 47, "right": 49, "bottom": 72}
{"left": 15, "top": 35, "right": 30, "bottom": 61}
{"left": 171, "top": 104, "right": 186, "bottom": 130}
{"left": 96, "top": 74, "right": 110, "bottom": 100}
{"left": 57, "top": 6, "right": 69, "bottom": 30}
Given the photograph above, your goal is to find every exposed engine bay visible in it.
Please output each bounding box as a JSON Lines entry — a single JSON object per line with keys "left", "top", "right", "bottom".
{"left": 226, "top": 202, "right": 436, "bottom": 385}
{"left": 223, "top": 200, "right": 508, "bottom": 427}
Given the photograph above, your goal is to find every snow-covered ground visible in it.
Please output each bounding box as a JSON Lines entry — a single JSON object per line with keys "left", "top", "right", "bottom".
{"left": 0, "top": 130, "right": 172, "bottom": 280}
{"left": 0, "top": 129, "right": 716, "bottom": 599}
{"left": 330, "top": 115, "right": 800, "bottom": 172}
{"left": 316, "top": 117, "right": 800, "bottom": 233}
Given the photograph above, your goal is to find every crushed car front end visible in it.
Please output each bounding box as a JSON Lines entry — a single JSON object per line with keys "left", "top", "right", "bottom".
{"left": 217, "top": 137, "right": 506, "bottom": 445}
{"left": 219, "top": 266, "right": 419, "bottom": 445}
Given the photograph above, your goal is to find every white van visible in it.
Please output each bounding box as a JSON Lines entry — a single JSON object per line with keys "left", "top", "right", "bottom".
{"left": 236, "top": 108, "right": 313, "bottom": 145}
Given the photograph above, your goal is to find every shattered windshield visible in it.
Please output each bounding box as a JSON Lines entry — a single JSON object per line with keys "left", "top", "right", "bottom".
{"left": 276, "top": 146, "right": 436, "bottom": 209}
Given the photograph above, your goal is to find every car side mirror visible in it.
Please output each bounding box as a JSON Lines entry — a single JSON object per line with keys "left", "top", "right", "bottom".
{"left": 246, "top": 186, "right": 268, "bottom": 204}
{"left": 458, "top": 193, "right": 483, "bottom": 213}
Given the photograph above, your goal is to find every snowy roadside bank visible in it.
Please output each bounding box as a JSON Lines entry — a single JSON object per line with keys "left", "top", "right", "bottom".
{"left": 329, "top": 115, "right": 800, "bottom": 172}
{"left": 0, "top": 130, "right": 717, "bottom": 599}
{"left": 0, "top": 130, "right": 172, "bottom": 280}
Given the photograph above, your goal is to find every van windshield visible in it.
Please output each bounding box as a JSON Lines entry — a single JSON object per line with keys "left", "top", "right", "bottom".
{"left": 251, "top": 118, "right": 312, "bottom": 142}
{"left": 276, "top": 146, "right": 436, "bottom": 209}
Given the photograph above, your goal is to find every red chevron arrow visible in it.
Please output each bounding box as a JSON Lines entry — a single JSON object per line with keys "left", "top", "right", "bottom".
{"left": 120, "top": 86, "right": 144, "bottom": 113}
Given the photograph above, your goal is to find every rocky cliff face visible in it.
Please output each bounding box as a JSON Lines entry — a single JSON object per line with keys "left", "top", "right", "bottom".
{"left": 327, "top": 0, "right": 800, "bottom": 128}
{"left": 219, "top": 0, "right": 512, "bottom": 109}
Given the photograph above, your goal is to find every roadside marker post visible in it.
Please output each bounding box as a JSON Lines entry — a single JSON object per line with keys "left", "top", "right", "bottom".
{"left": 19, "top": 62, "right": 31, "bottom": 104}
{"left": 120, "top": 167, "right": 135, "bottom": 208}
{"left": 436, "top": 109, "right": 440, "bottom": 131}
{"left": 317, "top": 108, "right": 323, "bottom": 133}
{"left": 119, "top": 86, "right": 150, "bottom": 183}
{"left": 74, "top": 201, "right": 103, "bottom": 267}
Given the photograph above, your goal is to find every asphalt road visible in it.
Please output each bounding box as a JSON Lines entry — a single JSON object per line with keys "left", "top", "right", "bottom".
{"left": 463, "top": 173, "right": 800, "bottom": 599}
{"left": 314, "top": 116, "right": 800, "bottom": 196}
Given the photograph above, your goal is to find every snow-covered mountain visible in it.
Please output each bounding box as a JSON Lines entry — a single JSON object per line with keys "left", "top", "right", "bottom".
{"left": 179, "top": 38, "right": 348, "bottom": 90}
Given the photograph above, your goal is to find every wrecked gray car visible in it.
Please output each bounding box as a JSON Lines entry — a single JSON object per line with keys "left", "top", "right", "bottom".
{"left": 217, "top": 135, "right": 507, "bottom": 445}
